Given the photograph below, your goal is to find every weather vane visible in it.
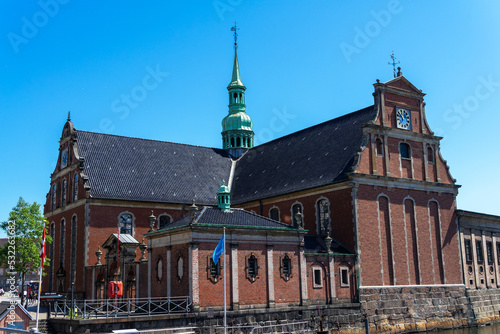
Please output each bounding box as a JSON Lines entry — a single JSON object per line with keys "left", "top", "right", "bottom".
{"left": 388, "top": 51, "right": 400, "bottom": 78}
{"left": 231, "top": 21, "right": 239, "bottom": 48}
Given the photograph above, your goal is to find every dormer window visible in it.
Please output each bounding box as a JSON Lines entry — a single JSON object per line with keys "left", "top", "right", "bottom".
{"left": 400, "top": 143, "right": 411, "bottom": 159}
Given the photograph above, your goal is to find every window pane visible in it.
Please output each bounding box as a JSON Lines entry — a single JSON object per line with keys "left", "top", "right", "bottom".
{"left": 476, "top": 240, "right": 483, "bottom": 264}
{"left": 270, "top": 208, "right": 279, "bottom": 221}
{"left": 400, "top": 143, "right": 410, "bottom": 159}
{"left": 314, "top": 269, "right": 321, "bottom": 286}
{"left": 465, "top": 240, "right": 472, "bottom": 263}
{"left": 341, "top": 268, "right": 349, "bottom": 285}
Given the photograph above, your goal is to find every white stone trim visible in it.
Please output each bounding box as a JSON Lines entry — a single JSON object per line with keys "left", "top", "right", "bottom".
{"left": 266, "top": 246, "right": 274, "bottom": 306}
{"left": 231, "top": 244, "right": 239, "bottom": 306}
{"left": 360, "top": 284, "right": 464, "bottom": 289}
{"left": 299, "top": 246, "right": 308, "bottom": 303}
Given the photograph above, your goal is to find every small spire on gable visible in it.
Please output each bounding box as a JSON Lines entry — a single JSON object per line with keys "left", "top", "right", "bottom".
{"left": 217, "top": 180, "right": 231, "bottom": 212}
{"left": 67, "top": 111, "right": 71, "bottom": 122}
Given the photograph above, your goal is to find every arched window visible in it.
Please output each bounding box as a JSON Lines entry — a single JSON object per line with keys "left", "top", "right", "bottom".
{"left": 70, "top": 216, "right": 77, "bottom": 284}
{"left": 119, "top": 213, "right": 133, "bottom": 235}
{"left": 73, "top": 173, "right": 78, "bottom": 202}
{"left": 49, "top": 222, "right": 55, "bottom": 292}
{"left": 316, "top": 199, "right": 330, "bottom": 236}
{"left": 231, "top": 137, "right": 235, "bottom": 147}
{"left": 269, "top": 207, "right": 280, "bottom": 221}
{"left": 375, "top": 138, "right": 384, "bottom": 156}
{"left": 61, "top": 179, "right": 67, "bottom": 207}
{"left": 400, "top": 142, "right": 411, "bottom": 159}
{"left": 291, "top": 203, "right": 303, "bottom": 228}
{"left": 158, "top": 214, "right": 172, "bottom": 230}
{"left": 427, "top": 145, "right": 435, "bottom": 164}
{"left": 51, "top": 184, "right": 57, "bottom": 210}
{"left": 60, "top": 219, "right": 66, "bottom": 267}
{"left": 237, "top": 137, "right": 241, "bottom": 147}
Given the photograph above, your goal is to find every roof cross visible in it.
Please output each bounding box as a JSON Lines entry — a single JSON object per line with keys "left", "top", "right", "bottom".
{"left": 388, "top": 51, "right": 400, "bottom": 78}
{"left": 231, "top": 22, "right": 239, "bottom": 48}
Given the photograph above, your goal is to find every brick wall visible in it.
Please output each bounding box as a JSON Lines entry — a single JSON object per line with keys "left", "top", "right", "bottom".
{"left": 356, "top": 184, "right": 461, "bottom": 287}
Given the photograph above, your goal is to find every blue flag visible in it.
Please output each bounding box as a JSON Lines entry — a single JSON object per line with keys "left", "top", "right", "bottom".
{"left": 212, "top": 234, "right": 225, "bottom": 265}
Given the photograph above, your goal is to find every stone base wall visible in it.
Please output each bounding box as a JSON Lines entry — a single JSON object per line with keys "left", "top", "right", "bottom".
{"left": 49, "top": 287, "right": 500, "bottom": 334}
{"left": 360, "top": 286, "right": 472, "bottom": 333}
{"left": 467, "top": 288, "right": 500, "bottom": 324}
{"left": 49, "top": 303, "right": 364, "bottom": 334}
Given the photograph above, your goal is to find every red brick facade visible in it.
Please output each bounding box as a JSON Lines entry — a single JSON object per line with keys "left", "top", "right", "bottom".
{"left": 43, "top": 75, "right": 462, "bottom": 310}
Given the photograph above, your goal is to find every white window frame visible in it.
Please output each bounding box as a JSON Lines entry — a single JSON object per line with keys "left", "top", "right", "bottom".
{"left": 312, "top": 266, "right": 323, "bottom": 288}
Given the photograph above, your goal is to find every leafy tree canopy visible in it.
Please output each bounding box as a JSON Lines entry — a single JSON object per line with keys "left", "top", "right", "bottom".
{"left": 0, "top": 197, "right": 52, "bottom": 276}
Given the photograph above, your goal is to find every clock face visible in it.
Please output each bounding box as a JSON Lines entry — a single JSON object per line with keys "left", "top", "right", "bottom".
{"left": 61, "top": 149, "right": 68, "bottom": 169}
{"left": 396, "top": 108, "right": 411, "bottom": 130}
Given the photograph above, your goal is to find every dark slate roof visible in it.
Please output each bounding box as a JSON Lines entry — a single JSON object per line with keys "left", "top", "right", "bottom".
{"left": 304, "top": 235, "right": 353, "bottom": 254}
{"left": 231, "top": 106, "right": 376, "bottom": 203}
{"left": 76, "top": 131, "right": 233, "bottom": 205}
{"left": 158, "top": 206, "right": 300, "bottom": 231}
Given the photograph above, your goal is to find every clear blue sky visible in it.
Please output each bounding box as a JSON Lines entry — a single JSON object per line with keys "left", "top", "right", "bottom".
{"left": 1, "top": 1, "right": 500, "bottom": 237}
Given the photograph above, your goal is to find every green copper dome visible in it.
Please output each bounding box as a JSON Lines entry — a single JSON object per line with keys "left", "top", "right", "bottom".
{"left": 222, "top": 111, "right": 253, "bottom": 131}
{"left": 218, "top": 180, "right": 229, "bottom": 194}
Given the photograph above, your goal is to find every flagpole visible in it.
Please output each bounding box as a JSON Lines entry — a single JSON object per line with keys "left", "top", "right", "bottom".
{"left": 35, "top": 262, "right": 43, "bottom": 329}
{"left": 223, "top": 227, "right": 226, "bottom": 334}
{"left": 35, "top": 228, "right": 46, "bottom": 331}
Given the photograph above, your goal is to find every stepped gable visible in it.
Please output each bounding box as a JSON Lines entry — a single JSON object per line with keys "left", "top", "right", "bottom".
{"left": 159, "top": 206, "right": 299, "bottom": 231}
{"left": 232, "top": 106, "right": 377, "bottom": 203}
{"left": 76, "top": 131, "right": 233, "bottom": 205}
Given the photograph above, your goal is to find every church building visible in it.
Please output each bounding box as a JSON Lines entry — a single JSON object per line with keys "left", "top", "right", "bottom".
{"left": 42, "top": 36, "right": 462, "bottom": 313}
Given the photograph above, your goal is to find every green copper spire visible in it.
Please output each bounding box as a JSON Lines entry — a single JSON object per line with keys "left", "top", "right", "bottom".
{"left": 228, "top": 48, "right": 244, "bottom": 88}
{"left": 222, "top": 23, "right": 254, "bottom": 158}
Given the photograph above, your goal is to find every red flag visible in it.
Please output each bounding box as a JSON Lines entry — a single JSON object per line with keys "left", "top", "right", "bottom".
{"left": 40, "top": 228, "right": 46, "bottom": 266}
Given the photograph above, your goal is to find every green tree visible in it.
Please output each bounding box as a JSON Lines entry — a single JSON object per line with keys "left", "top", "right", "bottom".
{"left": 0, "top": 197, "right": 52, "bottom": 306}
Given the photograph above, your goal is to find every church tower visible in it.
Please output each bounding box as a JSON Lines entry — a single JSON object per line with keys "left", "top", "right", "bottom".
{"left": 222, "top": 24, "right": 254, "bottom": 158}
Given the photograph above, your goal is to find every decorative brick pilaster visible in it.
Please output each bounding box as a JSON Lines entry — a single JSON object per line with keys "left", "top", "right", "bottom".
{"left": 299, "top": 245, "right": 308, "bottom": 305}
{"left": 189, "top": 242, "right": 200, "bottom": 311}
{"left": 266, "top": 245, "right": 275, "bottom": 308}
{"left": 231, "top": 243, "right": 239, "bottom": 310}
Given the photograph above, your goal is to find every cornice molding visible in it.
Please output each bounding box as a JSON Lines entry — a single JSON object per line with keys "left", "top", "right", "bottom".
{"left": 348, "top": 173, "right": 459, "bottom": 195}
